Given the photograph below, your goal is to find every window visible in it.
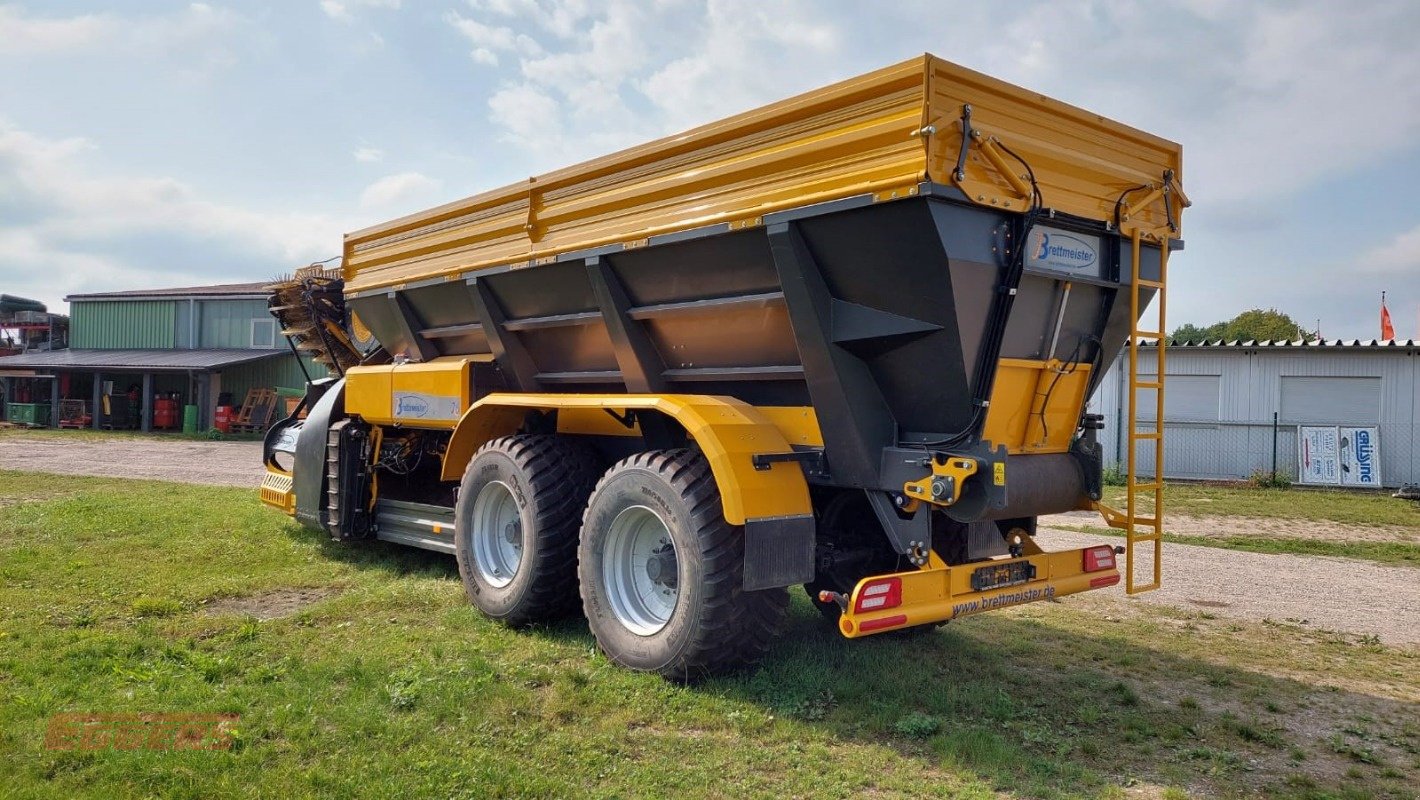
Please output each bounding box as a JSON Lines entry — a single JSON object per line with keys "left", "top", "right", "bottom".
{"left": 250, "top": 318, "right": 277, "bottom": 349}
{"left": 1138, "top": 374, "right": 1220, "bottom": 421}
{"left": 1281, "top": 376, "right": 1381, "bottom": 424}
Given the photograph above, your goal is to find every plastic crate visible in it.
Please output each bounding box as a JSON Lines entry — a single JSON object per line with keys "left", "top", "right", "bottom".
{"left": 6, "top": 402, "right": 51, "bottom": 426}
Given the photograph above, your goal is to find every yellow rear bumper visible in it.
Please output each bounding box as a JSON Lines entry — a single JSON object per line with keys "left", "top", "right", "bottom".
{"left": 837, "top": 540, "right": 1119, "bottom": 638}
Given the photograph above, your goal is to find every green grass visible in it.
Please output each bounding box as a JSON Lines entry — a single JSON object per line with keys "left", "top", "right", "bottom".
{"left": 1, "top": 471, "right": 1417, "bottom": 799}
{"left": 1100, "top": 484, "right": 1420, "bottom": 530}
{"left": 1055, "top": 524, "right": 1420, "bottom": 568}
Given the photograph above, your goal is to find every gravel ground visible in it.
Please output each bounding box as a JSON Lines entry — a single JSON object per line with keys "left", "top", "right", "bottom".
{"left": 1039, "top": 526, "right": 1420, "bottom": 646}
{"left": 1043, "top": 509, "right": 1419, "bottom": 544}
{"left": 0, "top": 435, "right": 264, "bottom": 488}
{"left": 2, "top": 434, "right": 1415, "bottom": 645}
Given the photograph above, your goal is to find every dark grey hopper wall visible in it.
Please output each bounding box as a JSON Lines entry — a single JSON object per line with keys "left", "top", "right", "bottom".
{"left": 346, "top": 188, "right": 1163, "bottom": 498}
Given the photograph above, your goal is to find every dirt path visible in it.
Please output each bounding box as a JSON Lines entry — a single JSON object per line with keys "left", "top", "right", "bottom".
{"left": 1040, "top": 527, "right": 1420, "bottom": 646}
{"left": 1043, "top": 509, "right": 1418, "bottom": 545}
{"left": 0, "top": 435, "right": 264, "bottom": 488}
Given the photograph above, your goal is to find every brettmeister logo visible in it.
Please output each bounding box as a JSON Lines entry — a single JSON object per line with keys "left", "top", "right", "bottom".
{"left": 395, "top": 395, "right": 431, "bottom": 417}
{"left": 1030, "top": 229, "right": 1098, "bottom": 270}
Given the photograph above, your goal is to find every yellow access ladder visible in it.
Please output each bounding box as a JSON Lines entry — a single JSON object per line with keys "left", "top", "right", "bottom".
{"left": 1099, "top": 173, "right": 1180, "bottom": 594}
{"left": 1122, "top": 226, "right": 1166, "bottom": 593}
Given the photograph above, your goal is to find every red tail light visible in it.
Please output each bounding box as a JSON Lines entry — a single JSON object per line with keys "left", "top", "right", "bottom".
{"left": 1083, "top": 545, "right": 1116, "bottom": 573}
{"left": 854, "top": 577, "right": 902, "bottom": 613}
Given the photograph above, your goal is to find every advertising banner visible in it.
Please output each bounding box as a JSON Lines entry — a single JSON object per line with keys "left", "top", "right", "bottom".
{"left": 1298, "top": 426, "right": 1381, "bottom": 486}
{"left": 1298, "top": 426, "right": 1339, "bottom": 485}
{"left": 1338, "top": 427, "right": 1382, "bottom": 486}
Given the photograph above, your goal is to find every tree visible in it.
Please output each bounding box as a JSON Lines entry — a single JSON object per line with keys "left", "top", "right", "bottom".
{"left": 1219, "top": 309, "right": 1307, "bottom": 342}
{"left": 1171, "top": 309, "right": 1308, "bottom": 343}
{"left": 1170, "top": 322, "right": 1225, "bottom": 343}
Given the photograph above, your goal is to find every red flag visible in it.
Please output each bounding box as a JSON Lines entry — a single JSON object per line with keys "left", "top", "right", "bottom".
{"left": 1381, "top": 296, "right": 1395, "bottom": 340}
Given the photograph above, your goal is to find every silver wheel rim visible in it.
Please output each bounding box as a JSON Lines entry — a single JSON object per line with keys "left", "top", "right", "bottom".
{"left": 471, "top": 480, "right": 522, "bottom": 588}
{"left": 602, "top": 505, "right": 678, "bottom": 636}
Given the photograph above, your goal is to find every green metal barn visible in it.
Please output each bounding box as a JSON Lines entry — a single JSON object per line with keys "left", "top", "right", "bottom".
{"left": 0, "top": 282, "right": 326, "bottom": 431}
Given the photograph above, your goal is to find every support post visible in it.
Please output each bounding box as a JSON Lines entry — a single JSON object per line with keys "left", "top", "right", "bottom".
{"left": 767, "top": 221, "right": 895, "bottom": 488}
{"left": 585, "top": 255, "right": 665, "bottom": 394}
{"left": 92, "top": 371, "right": 103, "bottom": 430}
{"left": 389, "top": 291, "right": 439, "bottom": 363}
{"left": 49, "top": 374, "right": 60, "bottom": 429}
{"left": 141, "top": 372, "right": 153, "bottom": 433}
{"left": 1271, "top": 411, "right": 1279, "bottom": 477}
{"left": 466, "top": 278, "right": 543, "bottom": 392}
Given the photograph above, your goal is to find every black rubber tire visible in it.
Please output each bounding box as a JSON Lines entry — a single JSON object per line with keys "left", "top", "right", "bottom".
{"left": 454, "top": 434, "right": 599, "bottom": 627}
{"left": 578, "top": 450, "right": 788, "bottom": 681}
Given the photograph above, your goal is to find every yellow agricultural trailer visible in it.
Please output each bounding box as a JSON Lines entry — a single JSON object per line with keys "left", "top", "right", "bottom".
{"left": 261, "top": 54, "right": 1185, "bottom": 679}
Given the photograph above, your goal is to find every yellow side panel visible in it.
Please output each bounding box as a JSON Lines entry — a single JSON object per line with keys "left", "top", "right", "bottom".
{"left": 344, "top": 364, "right": 393, "bottom": 421}
{"left": 983, "top": 359, "right": 1093, "bottom": 453}
{"left": 441, "top": 394, "right": 812, "bottom": 525}
{"left": 922, "top": 56, "right": 1182, "bottom": 233}
{"left": 344, "top": 53, "right": 1183, "bottom": 296}
{"left": 754, "top": 406, "right": 823, "bottom": 447}
{"left": 345, "top": 357, "right": 478, "bottom": 429}
{"left": 343, "top": 57, "right": 931, "bottom": 294}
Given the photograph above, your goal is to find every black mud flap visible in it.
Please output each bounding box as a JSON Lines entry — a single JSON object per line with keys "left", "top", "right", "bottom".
{"left": 742, "top": 514, "right": 816, "bottom": 591}
{"left": 294, "top": 379, "right": 345, "bottom": 531}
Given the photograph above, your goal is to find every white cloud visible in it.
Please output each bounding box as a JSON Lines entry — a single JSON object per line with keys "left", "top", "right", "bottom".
{"left": 446, "top": 11, "right": 542, "bottom": 65}
{"left": 0, "top": 3, "right": 243, "bottom": 58}
{"left": 639, "top": 0, "right": 839, "bottom": 131}
{"left": 0, "top": 121, "right": 343, "bottom": 308}
{"left": 1358, "top": 223, "right": 1420, "bottom": 275}
{"left": 319, "top": 1, "right": 352, "bottom": 22}
{"left": 353, "top": 146, "right": 384, "bottom": 163}
{"left": 0, "top": 6, "right": 111, "bottom": 53}
{"left": 320, "top": 0, "right": 401, "bottom": 22}
{"left": 358, "top": 172, "right": 443, "bottom": 210}
{"left": 487, "top": 84, "right": 562, "bottom": 144}
{"left": 459, "top": 0, "right": 839, "bottom": 162}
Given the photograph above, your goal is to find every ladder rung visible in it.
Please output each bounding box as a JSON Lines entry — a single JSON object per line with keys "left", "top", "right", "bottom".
{"left": 1131, "top": 431, "right": 1161, "bottom": 441}
{"left": 1126, "top": 516, "right": 1159, "bottom": 527}
{"left": 1126, "top": 582, "right": 1161, "bottom": 595}
{"left": 1134, "top": 330, "right": 1165, "bottom": 339}
{"left": 1133, "top": 381, "right": 1162, "bottom": 389}
{"left": 1137, "top": 279, "right": 1164, "bottom": 289}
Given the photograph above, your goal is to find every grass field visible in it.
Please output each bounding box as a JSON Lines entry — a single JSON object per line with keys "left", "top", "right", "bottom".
{"left": 1101, "top": 484, "right": 1420, "bottom": 530}
{"left": 1051, "top": 525, "right": 1420, "bottom": 568}
{"left": 1, "top": 471, "right": 1417, "bottom": 799}
{"left": 1074, "top": 486, "right": 1420, "bottom": 567}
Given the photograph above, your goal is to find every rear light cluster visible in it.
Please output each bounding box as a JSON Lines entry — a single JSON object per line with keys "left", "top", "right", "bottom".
{"left": 1083, "top": 545, "right": 1116, "bottom": 573}
{"left": 854, "top": 577, "right": 902, "bottom": 613}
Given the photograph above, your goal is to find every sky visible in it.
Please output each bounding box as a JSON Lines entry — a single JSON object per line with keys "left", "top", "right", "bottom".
{"left": 1, "top": 0, "right": 1418, "bottom": 340}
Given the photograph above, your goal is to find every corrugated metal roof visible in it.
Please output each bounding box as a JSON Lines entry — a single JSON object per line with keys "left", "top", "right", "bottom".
{"left": 0, "top": 348, "right": 285, "bottom": 371}
{"left": 1151, "top": 339, "right": 1420, "bottom": 349}
{"left": 66, "top": 282, "right": 270, "bottom": 301}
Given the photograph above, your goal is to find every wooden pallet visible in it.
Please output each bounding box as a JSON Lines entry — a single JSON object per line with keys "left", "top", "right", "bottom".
{"left": 230, "top": 388, "right": 278, "bottom": 433}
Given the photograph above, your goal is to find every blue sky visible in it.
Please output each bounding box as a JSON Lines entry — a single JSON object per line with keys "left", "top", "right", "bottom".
{"left": 1, "top": 0, "right": 1417, "bottom": 339}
